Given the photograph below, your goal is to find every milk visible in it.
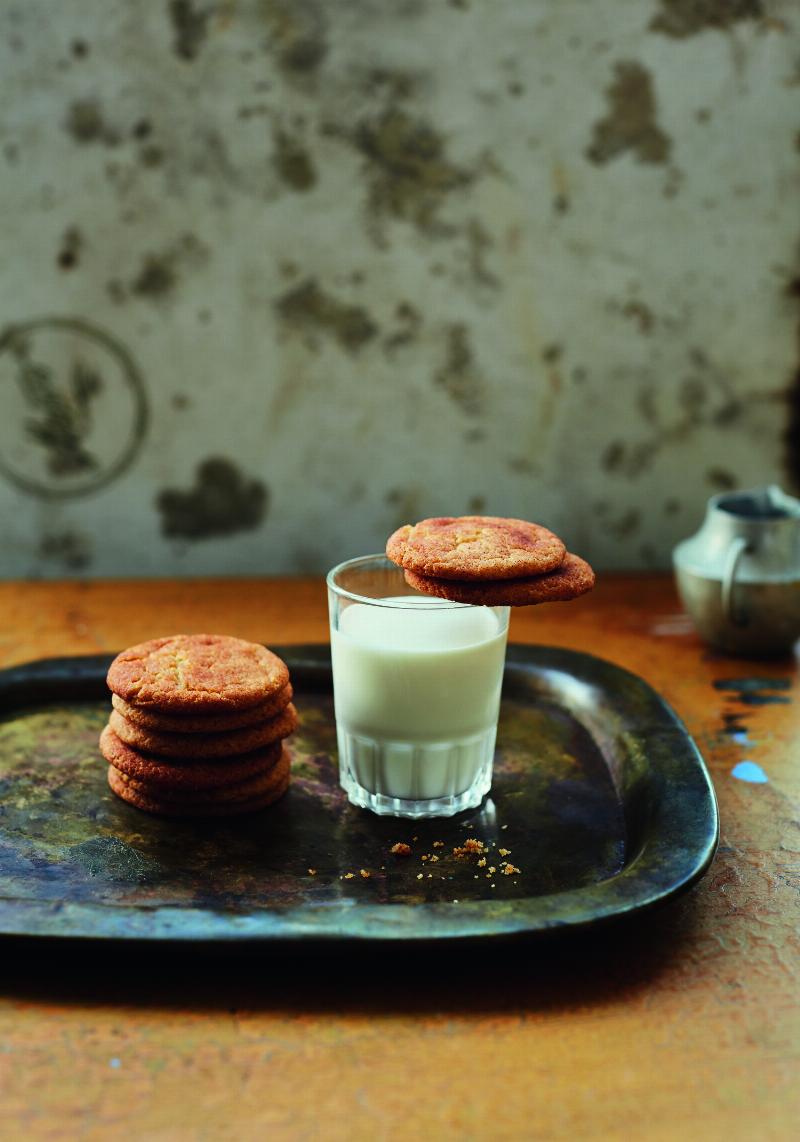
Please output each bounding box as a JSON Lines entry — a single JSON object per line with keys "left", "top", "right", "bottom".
{"left": 330, "top": 597, "right": 509, "bottom": 807}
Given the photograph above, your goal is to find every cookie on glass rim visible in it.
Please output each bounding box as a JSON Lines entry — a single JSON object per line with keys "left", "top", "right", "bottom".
{"left": 403, "top": 552, "right": 595, "bottom": 607}
{"left": 386, "top": 516, "right": 566, "bottom": 581}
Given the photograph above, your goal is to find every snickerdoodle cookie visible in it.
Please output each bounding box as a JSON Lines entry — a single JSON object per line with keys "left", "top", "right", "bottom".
{"left": 110, "top": 683, "right": 293, "bottom": 734}
{"left": 99, "top": 725, "right": 282, "bottom": 791}
{"left": 108, "top": 703, "right": 298, "bottom": 759}
{"left": 106, "top": 634, "right": 289, "bottom": 713}
{"left": 404, "top": 552, "right": 596, "bottom": 606}
{"left": 107, "top": 747, "right": 291, "bottom": 817}
{"left": 387, "top": 516, "right": 566, "bottom": 581}
{"left": 102, "top": 634, "right": 296, "bottom": 816}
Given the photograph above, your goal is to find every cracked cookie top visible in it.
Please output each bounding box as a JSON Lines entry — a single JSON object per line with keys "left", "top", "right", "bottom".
{"left": 106, "top": 634, "right": 290, "bottom": 713}
{"left": 386, "top": 516, "right": 566, "bottom": 580}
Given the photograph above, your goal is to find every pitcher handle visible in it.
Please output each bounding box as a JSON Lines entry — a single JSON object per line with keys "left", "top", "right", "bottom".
{"left": 721, "top": 536, "right": 749, "bottom": 627}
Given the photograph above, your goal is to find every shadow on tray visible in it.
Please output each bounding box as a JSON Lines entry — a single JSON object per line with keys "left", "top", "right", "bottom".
{"left": 1, "top": 887, "right": 706, "bottom": 1017}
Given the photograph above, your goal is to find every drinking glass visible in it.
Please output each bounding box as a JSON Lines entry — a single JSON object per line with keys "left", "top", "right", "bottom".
{"left": 327, "top": 554, "right": 510, "bottom": 818}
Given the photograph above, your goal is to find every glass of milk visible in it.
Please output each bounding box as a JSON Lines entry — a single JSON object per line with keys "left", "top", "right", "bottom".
{"left": 327, "top": 555, "right": 510, "bottom": 818}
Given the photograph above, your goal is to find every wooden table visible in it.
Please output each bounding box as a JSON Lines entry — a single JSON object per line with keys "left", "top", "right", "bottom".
{"left": 0, "top": 576, "right": 797, "bottom": 1141}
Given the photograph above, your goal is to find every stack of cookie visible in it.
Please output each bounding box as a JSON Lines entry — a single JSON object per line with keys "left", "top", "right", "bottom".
{"left": 100, "top": 634, "right": 295, "bottom": 817}
{"left": 387, "top": 516, "right": 595, "bottom": 606}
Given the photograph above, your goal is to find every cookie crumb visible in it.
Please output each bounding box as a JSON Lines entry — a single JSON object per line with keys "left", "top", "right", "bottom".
{"left": 360, "top": 869, "right": 370, "bottom": 879}
{"left": 453, "top": 838, "right": 486, "bottom": 858}
{"left": 390, "top": 843, "right": 412, "bottom": 856}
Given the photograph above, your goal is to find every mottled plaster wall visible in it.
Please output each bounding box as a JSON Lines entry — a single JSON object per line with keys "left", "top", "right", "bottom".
{"left": 0, "top": 0, "right": 797, "bottom": 578}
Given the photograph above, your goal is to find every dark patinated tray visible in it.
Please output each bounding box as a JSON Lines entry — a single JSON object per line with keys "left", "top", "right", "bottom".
{"left": 0, "top": 645, "right": 717, "bottom": 945}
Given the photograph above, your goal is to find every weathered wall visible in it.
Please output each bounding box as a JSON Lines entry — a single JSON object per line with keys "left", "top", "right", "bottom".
{"left": 0, "top": 0, "right": 797, "bottom": 578}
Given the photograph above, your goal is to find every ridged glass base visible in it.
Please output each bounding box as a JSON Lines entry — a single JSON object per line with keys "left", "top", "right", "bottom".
{"left": 337, "top": 725, "right": 496, "bottom": 818}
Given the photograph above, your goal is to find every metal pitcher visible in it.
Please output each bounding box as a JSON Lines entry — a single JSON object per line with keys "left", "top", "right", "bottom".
{"left": 673, "top": 485, "right": 800, "bottom": 656}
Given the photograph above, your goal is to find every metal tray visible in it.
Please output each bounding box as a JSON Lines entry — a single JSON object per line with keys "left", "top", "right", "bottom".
{"left": 0, "top": 644, "right": 718, "bottom": 945}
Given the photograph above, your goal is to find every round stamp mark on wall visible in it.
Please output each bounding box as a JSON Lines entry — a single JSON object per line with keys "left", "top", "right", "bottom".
{"left": 0, "top": 317, "right": 148, "bottom": 499}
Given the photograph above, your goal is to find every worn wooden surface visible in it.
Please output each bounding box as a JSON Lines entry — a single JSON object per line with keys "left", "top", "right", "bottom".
{"left": 0, "top": 575, "right": 797, "bottom": 1141}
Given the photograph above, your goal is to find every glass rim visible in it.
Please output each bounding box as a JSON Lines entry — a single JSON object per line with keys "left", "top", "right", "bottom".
{"left": 326, "top": 553, "right": 479, "bottom": 610}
